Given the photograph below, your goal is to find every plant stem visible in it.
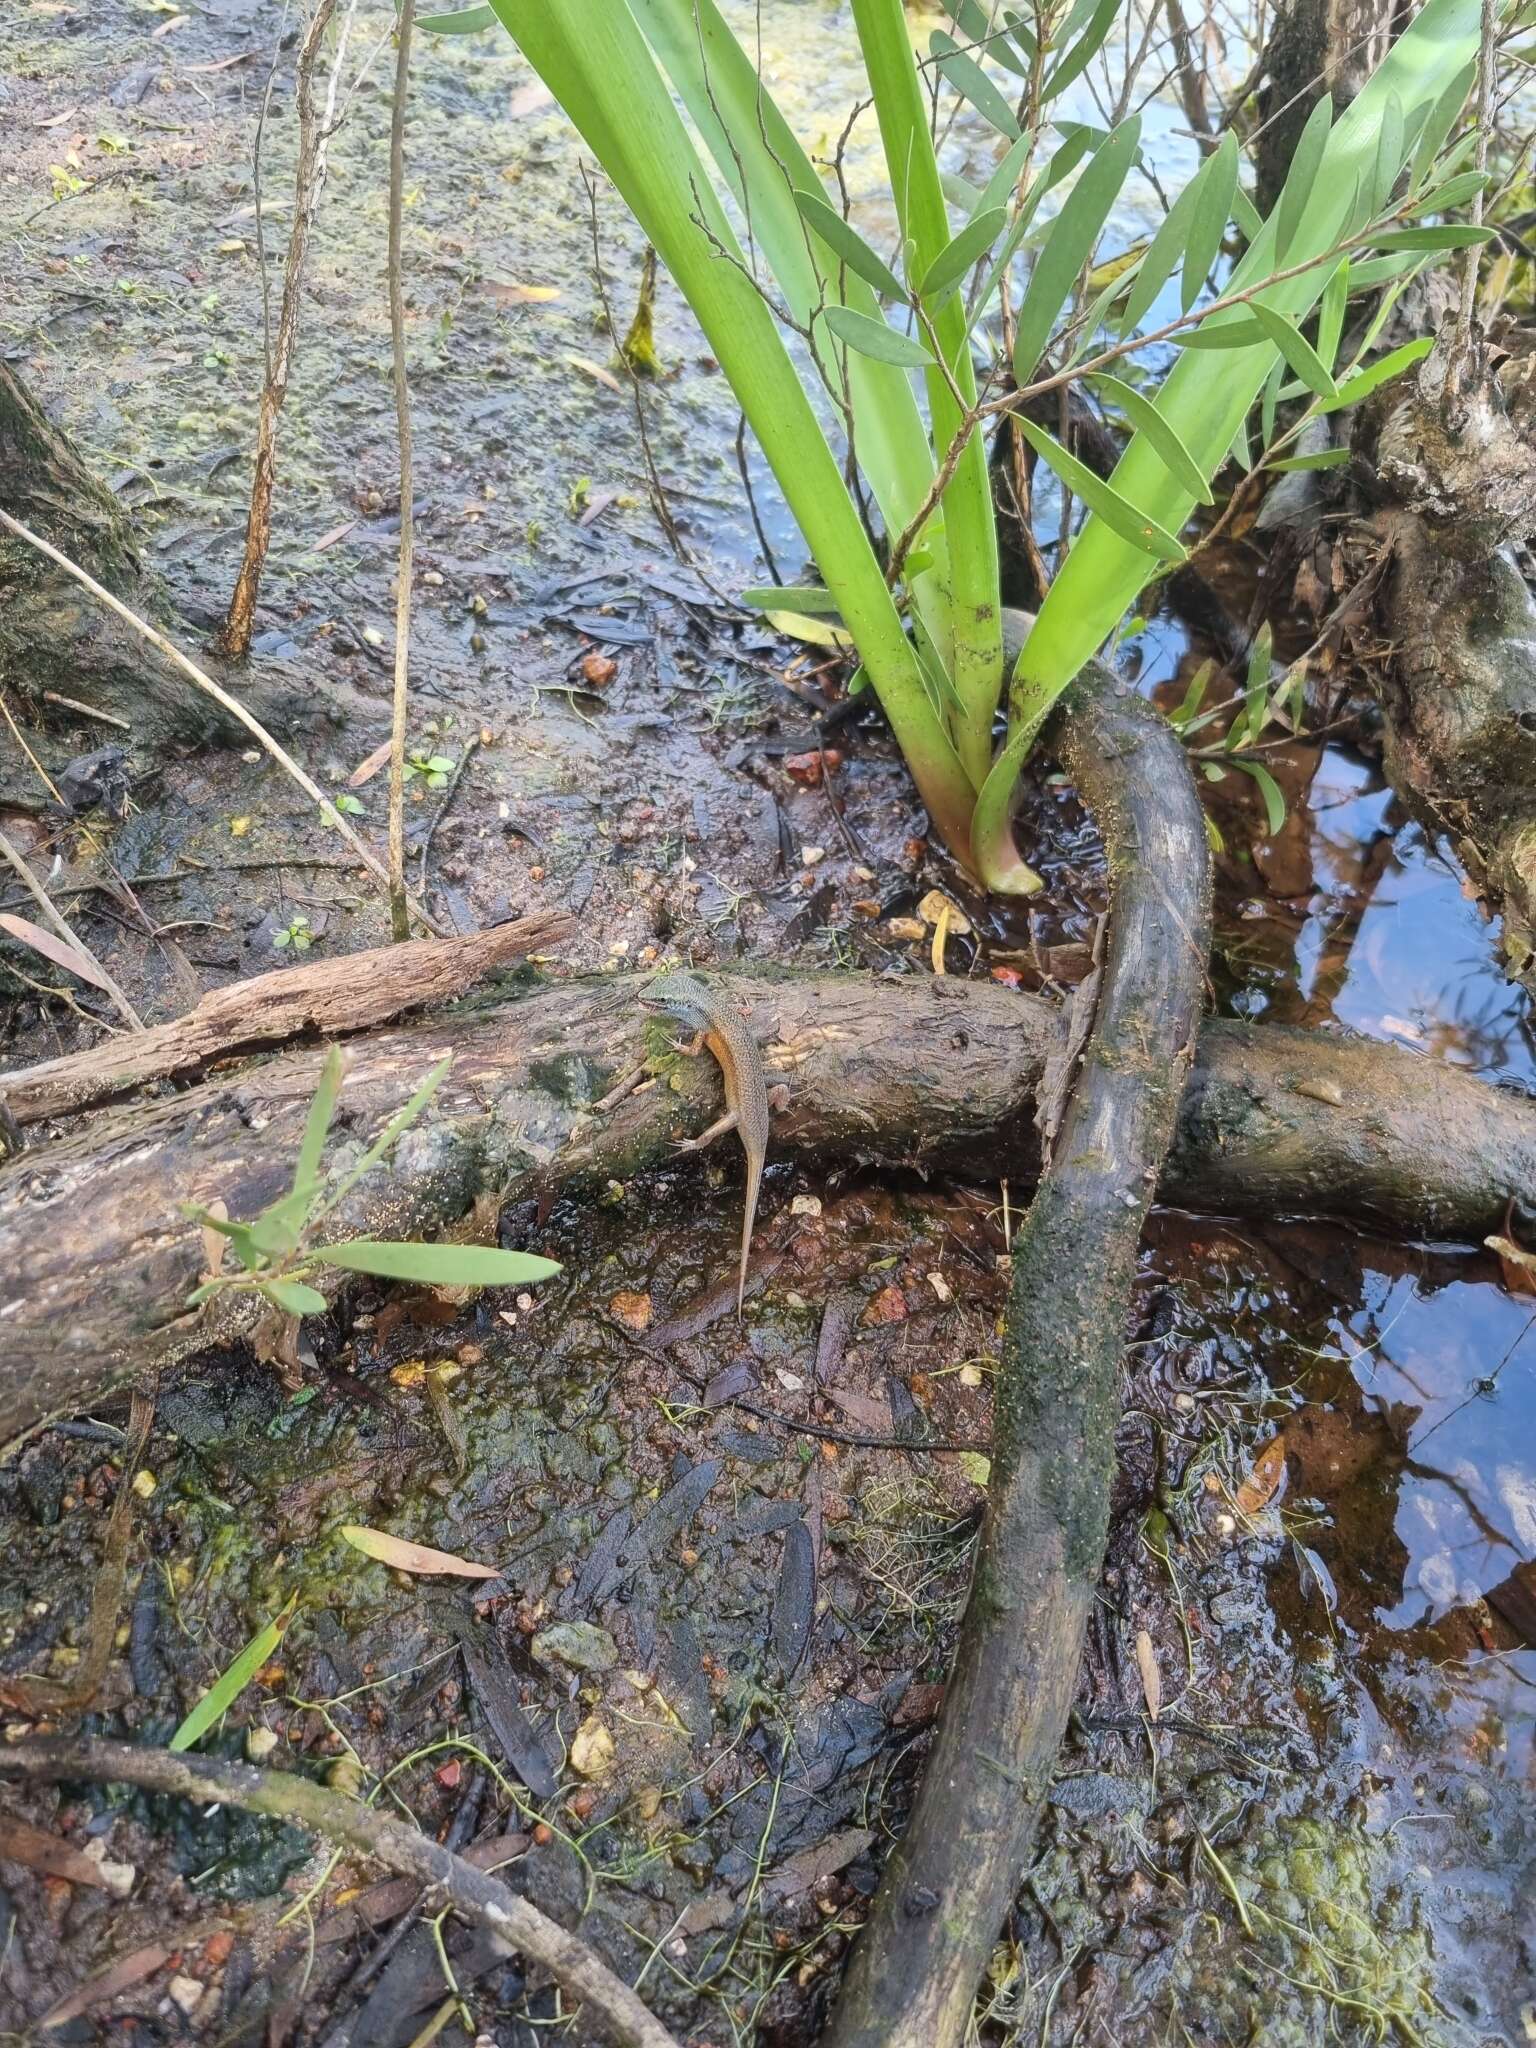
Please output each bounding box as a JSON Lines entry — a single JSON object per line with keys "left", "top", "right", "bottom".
{"left": 0, "top": 827, "right": 144, "bottom": 1030}
{"left": 387, "top": 0, "right": 416, "bottom": 944}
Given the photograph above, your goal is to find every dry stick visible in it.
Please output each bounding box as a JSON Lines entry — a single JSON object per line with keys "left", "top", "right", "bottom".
{"left": 823, "top": 646, "right": 1212, "bottom": 2048}
{"left": 0, "top": 1738, "right": 682, "bottom": 2048}
{"left": 0, "top": 826, "right": 144, "bottom": 1031}
{"left": 386, "top": 0, "right": 416, "bottom": 944}
{"left": 1455, "top": 0, "right": 1498, "bottom": 360}
{"left": 0, "top": 509, "right": 445, "bottom": 937}
{"left": 220, "top": 0, "right": 340, "bottom": 660}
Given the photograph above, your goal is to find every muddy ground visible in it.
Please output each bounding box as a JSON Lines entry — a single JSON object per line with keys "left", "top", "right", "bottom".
{"left": 0, "top": 2, "right": 1533, "bottom": 2044}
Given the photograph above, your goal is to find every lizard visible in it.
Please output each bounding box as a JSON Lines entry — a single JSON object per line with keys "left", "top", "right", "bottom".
{"left": 638, "top": 969, "right": 775, "bottom": 1314}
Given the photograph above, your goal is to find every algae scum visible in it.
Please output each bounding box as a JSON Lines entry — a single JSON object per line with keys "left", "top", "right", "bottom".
{"left": 1, "top": 0, "right": 1535, "bottom": 2040}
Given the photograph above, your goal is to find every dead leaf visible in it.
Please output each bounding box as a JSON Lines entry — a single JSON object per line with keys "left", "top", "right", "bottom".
{"left": 0, "top": 913, "right": 114, "bottom": 994}
{"left": 0, "top": 1816, "right": 114, "bottom": 1888}
{"left": 340, "top": 1524, "right": 498, "bottom": 1579}
{"left": 510, "top": 79, "right": 555, "bottom": 117}
{"left": 150, "top": 13, "right": 186, "bottom": 31}
{"left": 570, "top": 1715, "right": 616, "bottom": 1779}
{"left": 916, "top": 888, "right": 973, "bottom": 936}
{"left": 1486, "top": 1233, "right": 1536, "bottom": 1298}
{"left": 1235, "top": 1435, "right": 1288, "bottom": 1517}
{"left": 198, "top": 1197, "right": 229, "bottom": 1283}
{"left": 34, "top": 105, "right": 80, "bottom": 127}
{"left": 931, "top": 896, "right": 951, "bottom": 976}
{"left": 347, "top": 738, "right": 394, "bottom": 788}
{"left": 1134, "top": 1628, "right": 1162, "bottom": 1721}
{"left": 479, "top": 277, "right": 560, "bottom": 306}
{"left": 581, "top": 652, "right": 618, "bottom": 688}
{"left": 861, "top": 1283, "right": 908, "bottom": 1328}
{"left": 565, "top": 353, "right": 623, "bottom": 394}
{"left": 608, "top": 1289, "right": 651, "bottom": 1333}
{"left": 312, "top": 518, "right": 357, "bottom": 553}
{"left": 40, "top": 1943, "right": 172, "bottom": 2029}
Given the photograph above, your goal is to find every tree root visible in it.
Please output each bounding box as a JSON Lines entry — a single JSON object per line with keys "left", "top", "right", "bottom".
{"left": 821, "top": 663, "right": 1211, "bottom": 2047}
{"left": 0, "top": 1736, "right": 681, "bottom": 2048}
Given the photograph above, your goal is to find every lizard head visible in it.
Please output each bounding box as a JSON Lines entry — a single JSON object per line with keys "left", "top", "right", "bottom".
{"left": 638, "top": 968, "right": 712, "bottom": 1032}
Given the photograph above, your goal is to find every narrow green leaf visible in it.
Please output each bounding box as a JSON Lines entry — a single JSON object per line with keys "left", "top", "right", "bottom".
{"left": 1275, "top": 95, "right": 1333, "bottom": 260}
{"left": 314, "top": 1057, "right": 451, "bottom": 1220}
{"left": 170, "top": 1596, "right": 298, "bottom": 1753}
{"left": 823, "top": 304, "right": 935, "bottom": 368}
{"left": 1089, "top": 374, "right": 1213, "bottom": 503}
{"left": 1265, "top": 445, "right": 1351, "bottom": 471}
{"left": 1348, "top": 251, "right": 1430, "bottom": 289}
{"left": 1231, "top": 757, "right": 1286, "bottom": 834}
{"left": 311, "top": 1240, "right": 564, "bottom": 1286}
{"left": 264, "top": 1278, "right": 329, "bottom": 1316}
{"left": 1230, "top": 183, "right": 1263, "bottom": 242}
{"left": 793, "top": 189, "right": 907, "bottom": 300}
{"left": 1405, "top": 168, "right": 1492, "bottom": 214}
{"left": 931, "top": 30, "right": 1021, "bottom": 137}
{"left": 1229, "top": 411, "right": 1252, "bottom": 471}
{"left": 1370, "top": 92, "right": 1405, "bottom": 215}
{"left": 1260, "top": 355, "right": 1284, "bottom": 448}
{"left": 741, "top": 585, "right": 842, "bottom": 614}
{"left": 978, "top": 130, "right": 1035, "bottom": 214}
{"left": 940, "top": 169, "right": 985, "bottom": 214}
{"left": 1002, "top": 7, "right": 1036, "bottom": 59}
{"left": 1246, "top": 302, "right": 1339, "bottom": 400}
{"left": 952, "top": 0, "right": 1029, "bottom": 74}
{"left": 1016, "top": 416, "right": 1187, "bottom": 561}
{"left": 1167, "top": 658, "right": 1214, "bottom": 731}
{"left": 1183, "top": 130, "right": 1238, "bottom": 313}
{"left": 920, "top": 205, "right": 1008, "bottom": 306}
{"left": 1322, "top": 333, "right": 1433, "bottom": 408}
{"left": 1411, "top": 57, "right": 1475, "bottom": 189}
{"left": 1119, "top": 168, "right": 1201, "bottom": 334}
{"left": 419, "top": 3, "right": 497, "bottom": 28}
{"left": 1316, "top": 257, "right": 1348, "bottom": 374}
{"left": 293, "top": 1044, "right": 342, "bottom": 1202}
{"left": 247, "top": 1189, "right": 317, "bottom": 1261}
{"left": 1369, "top": 223, "right": 1495, "bottom": 250}
{"left": 1240, "top": 623, "right": 1273, "bottom": 748}
{"left": 1172, "top": 316, "right": 1267, "bottom": 349}
{"left": 1040, "top": 0, "right": 1122, "bottom": 103}
{"left": 971, "top": 126, "right": 1093, "bottom": 327}
{"left": 1013, "top": 115, "right": 1140, "bottom": 385}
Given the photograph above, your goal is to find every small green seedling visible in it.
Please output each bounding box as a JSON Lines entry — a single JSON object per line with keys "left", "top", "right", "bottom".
{"left": 182, "top": 1047, "right": 561, "bottom": 1323}
{"left": 272, "top": 913, "right": 314, "bottom": 953}
{"left": 403, "top": 748, "right": 456, "bottom": 791}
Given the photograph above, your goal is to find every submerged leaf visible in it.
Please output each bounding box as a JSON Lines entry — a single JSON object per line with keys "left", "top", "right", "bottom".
{"left": 1235, "top": 1436, "right": 1288, "bottom": 1517}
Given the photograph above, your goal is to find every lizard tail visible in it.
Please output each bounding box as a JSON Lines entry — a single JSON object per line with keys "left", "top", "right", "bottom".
{"left": 738, "top": 1154, "right": 761, "bottom": 1317}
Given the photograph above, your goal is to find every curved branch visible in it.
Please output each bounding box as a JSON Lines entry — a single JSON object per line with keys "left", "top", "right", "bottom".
{"left": 0, "top": 1736, "right": 681, "bottom": 2048}
{"left": 822, "top": 656, "right": 1212, "bottom": 2048}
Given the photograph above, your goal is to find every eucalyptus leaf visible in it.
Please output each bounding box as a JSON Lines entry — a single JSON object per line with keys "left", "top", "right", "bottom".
{"left": 1369, "top": 223, "right": 1495, "bottom": 250}
{"left": 931, "top": 29, "right": 1020, "bottom": 136}
{"left": 1246, "top": 302, "right": 1339, "bottom": 400}
{"left": 823, "top": 304, "right": 935, "bottom": 368}
{"left": 1015, "top": 416, "right": 1187, "bottom": 562}
{"left": 794, "top": 189, "right": 907, "bottom": 300}
{"left": 1321, "top": 333, "right": 1434, "bottom": 409}
{"left": 1410, "top": 58, "right": 1475, "bottom": 188}
{"left": 1404, "top": 168, "right": 1491, "bottom": 213}
{"left": 920, "top": 206, "right": 1008, "bottom": 306}
{"left": 1275, "top": 94, "right": 1332, "bottom": 260}
{"left": 1181, "top": 129, "right": 1237, "bottom": 313}
{"left": 1088, "top": 374, "right": 1213, "bottom": 503}
{"left": 952, "top": 0, "right": 1029, "bottom": 74}
{"left": 1040, "top": 0, "right": 1122, "bottom": 103}
{"left": 1013, "top": 115, "right": 1140, "bottom": 385}
{"left": 310, "top": 1241, "right": 564, "bottom": 1286}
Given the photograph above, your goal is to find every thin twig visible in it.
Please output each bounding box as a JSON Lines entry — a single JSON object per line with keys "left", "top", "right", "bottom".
{"left": 0, "top": 826, "right": 144, "bottom": 1030}
{"left": 1456, "top": 0, "right": 1497, "bottom": 358}
{"left": 0, "top": 1738, "right": 682, "bottom": 2048}
{"left": 386, "top": 0, "right": 416, "bottom": 944}
{"left": 0, "top": 509, "right": 444, "bottom": 935}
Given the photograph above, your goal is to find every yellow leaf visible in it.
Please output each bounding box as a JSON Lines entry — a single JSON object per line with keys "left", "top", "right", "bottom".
{"left": 570, "top": 1715, "right": 616, "bottom": 1779}
{"left": 340, "top": 1524, "right": 498, "bottom": 1579}
{"left": 764, "top": 610, "right": 854, "bottom": 651}
{"left": 1235, "top": 1436, "right": 1287, "bottom": 1517}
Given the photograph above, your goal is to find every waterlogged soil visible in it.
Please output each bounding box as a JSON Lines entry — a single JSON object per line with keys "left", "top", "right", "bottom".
{"left": 1, "top": 2, "right": 1534, "bottom": 2044}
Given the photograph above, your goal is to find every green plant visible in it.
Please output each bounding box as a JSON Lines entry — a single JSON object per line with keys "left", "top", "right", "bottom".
{"left": 182, "top": 1047, "right": 560, "bottom": 1322}
{"left": 403, "top": 745, "right": 455, "bottom": 790}
{"left": 271, "top": 912, "right": 314, "bottom": 952}
{"left": 458, "top": 0, "right": 1488, "bottom": 889}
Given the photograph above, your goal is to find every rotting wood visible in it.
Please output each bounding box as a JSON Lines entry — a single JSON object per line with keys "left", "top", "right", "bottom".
{"left": 0, "top": 1737, "right": 682, "bottom": 2048}
{"left": 3, "top": 963, "right": 1535, "bottom": 1436}
{"left": 822, "top": 656, "right": 1211, "bottom": 2048}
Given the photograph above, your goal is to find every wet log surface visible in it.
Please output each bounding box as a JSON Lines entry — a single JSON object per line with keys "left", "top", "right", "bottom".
{"left": 4, "top": 951, "right": 1535, "bottom": 1436}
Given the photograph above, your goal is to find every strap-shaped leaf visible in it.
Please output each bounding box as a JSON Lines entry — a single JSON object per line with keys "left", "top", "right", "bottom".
{"left": 823, "top": 304, "right": 935, "bottom": 368}
{"left": 741, "top": 586, "right": 843, "bottom": 614}
{"left": 1173, "top": 315, "right": 1267, "bottom": 348}
{"left": 1246, "top": 302, "right": 1339, "bottom": 399}
{"left": 1370, "top": 222, "right": 1496, "bottom": 249}
{"left": 1181, "top": 128, "right": 1237, "bottom": 312}
{"left": 952, "top": 0, "right": 1029, "bottom": 75}
{"left": 1265, "top": 445, "right": 1350, "bottom": 471}
{"left": 1040, "top": 0, "right": 1122, "bottom": 103}
{"left": 293, "top": 1043, "right": 343, "bottom": 1201}
{"left": 1275, "top": 95, "right": 1332, "bottom": 259}
{"left": 1316, "top": 256, "right": 1349, "bottom": 373}
{"left": 1003, "top": 7, "right": 1037, "bottom": 59}
{"left": 1320, "top": 333, "right": 1434, "bottom": 410}
{"left": 1230, "top": 183, "right": 1263, "bottom": 242}
{"left": 931, "top": 29, "right": 1020, "bottom": 137}
{"left": 1015, "top": 415, "right": 1187, "bottom": 561}
{"left": 920, "top": 205, "right": 1008, "bottom": 306}
{"left": 1260, "top": 354, "right": 1284, "bottom": 447}
{"left": 1370, "top": 91, "right": 1405, "bottom": 215}
{"left": 1231, "top": 757, "right": 1286, "bottom": 834}
{"left": 978, "top": 130, "right": 1035, "bottom": 214}
{"left": 420, "top": 3, "right": 497, "bottom": 28}
{"left": 1013, "top": 115, "right": 1140, "bottom": 385}
{"left": 794, "top": 188, "right": 907, "bottom": 300}
{"left": 1089, "top": 374, "right": 1214, "bottom": 503}
{"left": 969, "top": 126, "right": 1093, "bottom": 328}
{"left": 312, "top": 1241, "right": 563, "bottom": 1284}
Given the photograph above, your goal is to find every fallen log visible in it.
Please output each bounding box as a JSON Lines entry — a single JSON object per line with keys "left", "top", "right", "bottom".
{"left": 823, "top": 662, "right": 1211, "bottom": 2046}
{"left": 2, "top": 960, "right": 1534, "bottom": 1437}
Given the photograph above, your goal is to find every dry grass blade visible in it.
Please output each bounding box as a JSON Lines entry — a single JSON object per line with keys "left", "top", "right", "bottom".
{"left": 0, "top": 508, "right": 445, "bottom": 936}
{"left": 0, "top": 830, "right": 143, "bottom": 1028}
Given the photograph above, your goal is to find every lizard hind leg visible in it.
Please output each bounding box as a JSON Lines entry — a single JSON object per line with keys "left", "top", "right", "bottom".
{"left": 673, "top": 1109, "right": 739, "bottom": 1155}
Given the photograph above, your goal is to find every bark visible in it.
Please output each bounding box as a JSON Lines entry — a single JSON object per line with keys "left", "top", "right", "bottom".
{"left": 1254, "top": 0, "right": 1405, "bottom": 214}
{"left": 3, "top": 964, "right": 1535, "bottom": 1437}
{"left": 823, "top": 667, "right": 1211, "bottom": 2048}
{"left": 1358, "top": 322, "right": 1536, "bottom": 989}
{"left": 0, "top": 361, "right": 367, "bottom": 750}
